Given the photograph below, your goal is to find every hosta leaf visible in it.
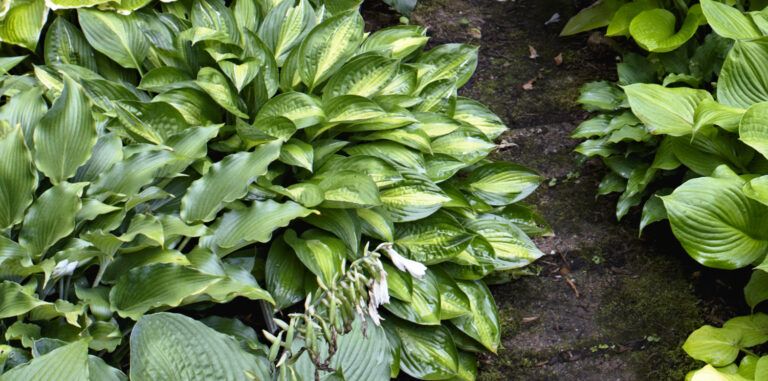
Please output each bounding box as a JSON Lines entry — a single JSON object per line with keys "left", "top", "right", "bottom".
{"left": 299, "top": 10, "right": 364, "bottom": 90}
{"left": 497, "top": 203, "right": 554, "bottom": 237}
{"left": 718, "top": 40, "right": 768, "bottom": 108}
{"left": 384, "top": 262, "right": 413, "bottom": 302}
{"left": 723, "top": 314, "right": 768, "bottom": 348}
{"left": 701, "top": 0, "right": 761, "bottom": 40}
{"left": 259, "top": 0, "right": 313, "bottom": 62}
{"left": 110, "top": 263, "right": 221, "bottom": 320}
{"left": 44, "top": 17, "right": 98, "bottom": 72}
{"left": 232, "top": 0, "right": 261, "bottom": 32}
{"left": 624, "top": 83, "right": 712, "bottom": 136}
{"left": 414, "top": 79, "right": 456, "bottom": 114}
{"left": 283, "top": 230, "right": 344, "bottom": 285}
{"left": 266, "top": 238, "right": 306, "bottom": 309}
{"left": 356, "top": 125, "right": 432, "bottom": 153}
{"left": 466, "top": 214, "right": 544, "bottom": 270}
{"left": 154, "top": 88, "right": 221, "bottom": 125}
{"left": 130, "top": 313, "right": 271, "bottom": 381}
{"left": 453, "top": 98, "right": 507, "bottom": 140}
{"left": 0, "top": 281, "right": 48, "bottom": 319}
{"left": 740, "top": 102, "right": 768, "bottom": 159}
{"left": 451, "top": 280, "right": 501, "bottom": 353}
{"left": 462, "top": 162, "right": 541, "bottom": 206}
{"left": 560, "top": 0, "right": 623, "bottom": 36}
{"left": 416, "top": 44, "right": 478, "bottom": 90}
{"left": 181, "top": 141, "right": 282, "bottom": 223}
{"left": 0, "top": 0, "right": 48, "bottom": 51}
{"left": 387, "top": 319, "right": 459, "bottom": 379}
{"left": 693, "top": 99, "right": 745, "bottom": 134}
{"left": 137, "top": 67, "right": 194, "bottom": 93}
{"left": 78, "top": 8, "right": 149, "bottom": 69}
{"left": 204, "top": 199, "right": 314, "bottom": 251}
{"left": 395, "top": 213, "right": 473, "bottom": 265}
{"left": 255, "top": 92, "right": 325, "bottom": 129}
{"left": 431, "top": 126, "right": 495, "bottom": 164}
{"left": 304, "top": 208, "right": 361, "bottom": 251}
{"left": 115, "top": 101, "right": 189, "bottom": 144}
{"left": 357, "top": 207, "right": 395, "bottom": 242}
{"left": 1, "top": 340, "right": 88, "bottom": 381}
{"left": 313, "top": 170, "right": 381, "bottom": 209}
{"left": 432, "top": 269, "right": 471, "bottom": 320}
{"left": 381, "top": 173, "right": 450, "bottom": 222}
{"left": 0, "top": 123, "right": 36, "bottom": 230}
{"left": 324, "top": 95, "right": 388, "bottom": 124}
{"left": 322, "top": 54, "right": 399, "bottom": 100}
{"left": 318, "top": 155, "right": 402, "bottom": 187}
{"left": 191, "top": 0, "right": 240, "bottom": 45}
{"left": 88, "top": 149, "right": 177, "bottom": 197}
{"left": 662, "top": 172, "right": 768, "bottom": 269}
{"left": 744, "top": 175, "right": 768, "bottom": 206}
{"left": 605, "top": 0, "right": 658, "bottom": 37}
{"left": 19, "top": 182, "right": 85, "bottom": 258}
{"left": 629, "top": 5, "right": 704, "bottom": 53}
{"left": 279, "top": 138, "right": 314, "bottom": 171}
{"left": 0, "top": 87, "right": 47, "bottom": 149}
{"left": 385, "top": 270, "right": 441, "bottom": 325}
{"left": 360, "top": 25, "right": 429, "bottom": 59}
{"left": 219, "top": 59, "right": 261, "bottom": 92}
{"left": 683, "top": 325, "right": 742, "bottom": 367}
{"left": 184, "top": 250, "right": 273, "bottom": 304}
{"left": 344, "top": 141, "right": 426, "bottom": 172}
{"left": 33, "top": 75, "right": 97, "bottom": 184}
{"left": 195, "top": 67, "right": 248, "bottom": 118}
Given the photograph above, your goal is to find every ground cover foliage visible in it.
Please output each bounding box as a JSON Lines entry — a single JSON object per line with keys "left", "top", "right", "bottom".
{"left": 0, "top": 0, "right": 549, "bottom": 380}
{"left": 566, "top": 0, "right": 768, "bottom": 378}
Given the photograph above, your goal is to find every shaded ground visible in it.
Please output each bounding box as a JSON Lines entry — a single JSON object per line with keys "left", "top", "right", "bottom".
{"left": 404, "top": 0, "right": 742, "bottom": 380}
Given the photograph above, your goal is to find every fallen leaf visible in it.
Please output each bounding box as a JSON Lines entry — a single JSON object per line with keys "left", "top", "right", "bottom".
{"left": 545, "top": 13, "right": 560, "bottom": 25}
{"left": 522, "top": 316, "right": 539, "bottom": 323}
{"left": 554, "top": 53, "right": 563, "bottom": 66}
{"left": 522, "top": 78, "right": 535, "bottom": 90}
{"left": 528, "top": 45, "right": 539, "bottom": 59}
{"left": 468, "top": 27, "right": 482, "bottom": 39}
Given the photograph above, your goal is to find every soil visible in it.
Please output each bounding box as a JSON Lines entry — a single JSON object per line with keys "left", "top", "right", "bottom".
{"left": 391, "top": 0, "right": 746, "bottom": 380}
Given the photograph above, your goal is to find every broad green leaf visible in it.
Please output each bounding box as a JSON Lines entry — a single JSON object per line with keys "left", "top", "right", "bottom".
{"left": 356, "top": 125, "right": 432, "bottom": 154}
{"left": 387, "top": 319, "right": 459, "bottom": 379}
{"left": 605, "top": 0, "right": 658, "bottom": 37}
{"left": 232, "top": 0, "right": 261, "bottom": 32}
{"left": 662, "top": 174, "right": 768, "bottom": 269}
{"left": 723, "top": 314, "right": 768, "bottom": 347}
{"left": 279, "top": 138, "right": 314, "bottom": 171}
{"left": 577, "top": 81, "right": 625, "bottom": 111}
{"left": 137, "top": 67, "right": 194, "bottom": 93}
{"left": 395, "top": 213, "right": 473, "bottom": 265}
{"left": 44, "top": 17, "right": 98, "bottom": 72}
{"left": 45, "top": 0, "right": 111, "bottom": 9}
{"left": 0, "top": 86, "right": 47, "bottom": 148}
{"left": 0, "top": 0, "right": 48, "bottom": 51}
{"left": 219, "top": 59, "right": 261, "bottom": 92}
{"left": 283, "top": 229, "right": 344, "bottom": 285}
{"left": 318, "top": 155, "right": 402, "bottom": 187}
{"left": 345, "top": 141, "right": 426, "bottom": 172}
{"left": 323, "top": 95, "right": 387, "bottom": 124}
{"left": 380, "top": 173, "right": 450, "bottom": 222}
{"left": 299, "top": 10, "right": 364, "bottom": 90}
{"left": 322, "top": 54, "right": 399, "bottom": 100}
{"left": 195, "top": 67, "right": 248, "bottom": 118}
{"left": 629, "top": 5, "right": 704, "bottom": 53}
{"left": 683, "top": 325, "right": 742, "bottom": 367}
{"left": 357, "top": 207, "right": 395, "bottom": 242}
{"left": 640, "top": 192, "right": 669, "bottom": 233}
{"left": 718, "top": 40, "right": 768, "bottom": 108}
{"left": 259, "top": 0, "right": 313, "bottom": 62}
{"left": 360, "top": 25, "right": 428, "bottom": 59}
{"left": 465, "top": 214, "right": 544, "bottom": 270}
{"left": 88, "top": 149, "right": 177, "bottom": 197}
{"left": 385, "top": 270, "right": 442, "bottom": 325}
{"left": 313, "top": 170, "right": 381, "bottom": 209}
{"left": 181, "top": 141, "right": 282, "bottom": 223}
{"left": 741, "top": 102, "right": 768, "bottom": 159}
{"left": 33, "top": 75, "right": 97, "bottom": 184}
{"left": 110, "top": 263, "right": 221, "bottom": 320}
{"left": 191, "top": 0, "right": 240, "bottom": 45}
{"left": 78, "top": 9, "right": 149, "bottom": 69}
{"left": 205, "top": 200, "right": 314, "bottom": 251}
{"left": 431, "top": 126, "right": 495, "bottom": 164}
{"left": 255, "top": 92, "right": 325, "bottom": 129}
{"left": 497, "top": 203, "right": 554, "bottom": 237}
{"left": 0, "top": 55, "right": 27, "bottom": 74}
{"left": 0, "top": 123, "right": 36, "bottom": 230}
{"left": 19, "top": 182, "right": 85, "bottom": 258}
{"left": 744, "top": 175, "right": 768, "bottom": 206}
{"left": 154, "top": 88, "right": 221, "bottom": 125}
{"left": 462, "top": 162, "right": 541, "bottom": 206}
{"left": 560, "top": 0, "right": 624, "bottom": 36}
{"left": 304, "top": 208, "right": 361, "bottom": 251}
{"left": 451, "top": 280, "right": 500, "bottom": 353}
{"left": 624, "top": 83, "right": 712, "bottom": 136}
{"left": 701, "top": 0, "right": 761, "bottom": 40}
{"left": 266, "top": 238, "right": 306, "bottom": 309}
{"left": 0, "top": 281, "right": 48, "bottom": 319}
{"left": 745, "top": 270, "right": 768, "bottom": 309}
{"left": 1, "top": 340, "right": 88, "bottom": 381}
{"left": 432, "top": 269, "right": 471, "bottom": 320}
{"left": 130, "top": 313, "right": 271, "bottom": 381}
{"left": 115, "top": 101, "right": 189, "bottom": 144}
{"left": 416, "top": 44, "right": 478, "bottom": 90}
{"left": 453, "top": 98, "right": 507, "bottom": 140}
{"left": 689, "top": 364, "right": 751, "bottom": 381}
{"left": 384, "top": 262, "right": 413, "bottom": 302}
{"left": 693, "top": 99, "right": 745, "bottom": 134}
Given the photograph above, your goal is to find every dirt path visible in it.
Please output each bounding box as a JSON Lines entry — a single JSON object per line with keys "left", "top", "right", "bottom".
{"left": 408, "top": 1, "right": 738, "bottom": 379}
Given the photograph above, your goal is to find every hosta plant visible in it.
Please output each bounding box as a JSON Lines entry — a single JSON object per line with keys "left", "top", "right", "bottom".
{"left": 0, "top": 0, "right": 547, "bottom": 380}
{"left": 571, "top": 0, "right": 768, "bottom": 377}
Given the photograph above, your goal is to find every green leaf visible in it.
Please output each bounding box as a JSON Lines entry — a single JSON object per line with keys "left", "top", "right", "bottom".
{"left": 432, "top": 269, "right": 470, "bottom": 320}
{"left": 629, "top": 5, "right": 704, "bottom": 53}
{"left": 745, "top": 270, "right": 768, "bottom": 309}
{"left": 462, "top": 163, "right": 541, "bottom": 206}
{"left": 718, "top": 40, "right": 768, "bottom": 108}
{"left": 304, "top": 208, "right": 361, "bottom": 251}
{"left": 219, "top": 59, "right": 261, "bottom": 93}
{"left": 451, "top": 280, "right": 501, "bottom": 353}
{"left": 416, "top": 44, "right": 478, "bottom": 90}
{"left": 88, "top": 149, "right": 177, "bottom": 197}
{"left": 19, "top": 182, "right": 85, "bottom": 258}
{"left": 1, "top": 340, "right": 88, "bottom": 381}
{"left": 683, "top": 325, "right": 742, "bottom": 367}
{"left": 313, "top": 170, "right": 381, "bottom": 209}
{"left": 181, "top": 141, "right": 282, "bottom": 223}
{"left": 380, "top": 173, "right": 450, "bottom": 222}
{"left": 323, "top": 54, "right": 399, "bottom": 100}
{"left": 255, "top": 92, "right": 325, "bottom": 129}
{"left": 0, "top": 281, "right": 48, "bottom": 319}
{"left": 110, "top": 263, "right": 221, "bottom": 320}
{"left": 560, "top": 0, "right": 624, "bottom": 36}
{"left": 283, "top": 230, "right": 344, "bottom": 285}
{"left": 191, "top": 0, "right": 240, "bottom": 45}
{"left": 0, "top": 0, "right": 48, "bottom": 51}
{"left": 204, "top": 199, "right": 314, "bottom": 252}
{"left": 0, "top": 86, "right": 48, "bottom": 149}
{"left": 693, "top": 99, "right": 745, "bottom": 134}
{"left": 465, "top": 214, "right": 544, "bottom": 270}
{"left": 0, "top": 123, "right": 36, "bottom": 230}
{"left": 662, "top": 173, "right": 768, "bottom": 269}
{"left": 195, "top": 67, "right": 248, "bottom": 118}
{"left": 453, "top": 98, "right": 507, "bottom": 140}
{"left": 497, "top": 204, "right": 554, "bottom": 237}
{"left": 259, "top": 0, "right": 313, "bottom": 62}
{"left": 701, "top": 0, "right": 761, "bottom": 40}
{"left": 78, "top": 8, "right": 149, "bottom": 69}
{"left": 640, "top": 192, "right": 669, "bottom": 233}
{"left": 33, "top": 75, "right": 97, "bottom": 184}
{"left": 387, "top": 319, "right": 459, "bottom": 379}
{"left": 299, "top": 10, "right": 364, "bottom": 90}
{"left": 624, "top": 83, "right": 712, "bottom": 136}
{"left": 394, "top": 213, "right": 473, "bottom": 265}
{"left": 130, "top": 313, "right": 270, "bottom": 381}
{"left": 740, "top": 102, "right": 768, "bottom": 159}
{"left": 279, "top": 138, "right": 314, "bottom": 171}
{"left": 723, "top": 314, "right": 768, "bottom": 348}
{"left": 44, "top": 17, "right": 98, "bottom": 71}
{"left": 577, "top": 81, "right": 625, "bottom": 111}
{"left": 431, "top": 126, "right": 495, "bottom": 164}
{"left": 360, "top": 25, "right": 428, "bottom": 59}
{"left": 386, "top": 270, "right": 442, "bottom": 325}
{"left": 744, "top": 175, "right": 768, "bottom": 206}
{"left": 266, "top": 238, "right": 306, "bottom": 309}
{"left": 605, "top": 0, "right": 658, "bottom": 37}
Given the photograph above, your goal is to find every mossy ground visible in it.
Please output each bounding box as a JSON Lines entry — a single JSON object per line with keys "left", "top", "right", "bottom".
{"left": 403, "top": 0, "right": 738, "bottom": 379}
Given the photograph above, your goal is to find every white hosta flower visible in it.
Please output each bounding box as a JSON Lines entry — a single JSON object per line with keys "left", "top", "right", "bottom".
{"left": 378, "top": 244, "right": 427, "bottom": 279}
{"left": 367, "top": 301, "right": 383, "bottom": 326}
{"left": 370, "top": 274, "right": 390, "bottom": 307}
{"left": 52, "top": 259, "right": 78, "bottom": 278}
